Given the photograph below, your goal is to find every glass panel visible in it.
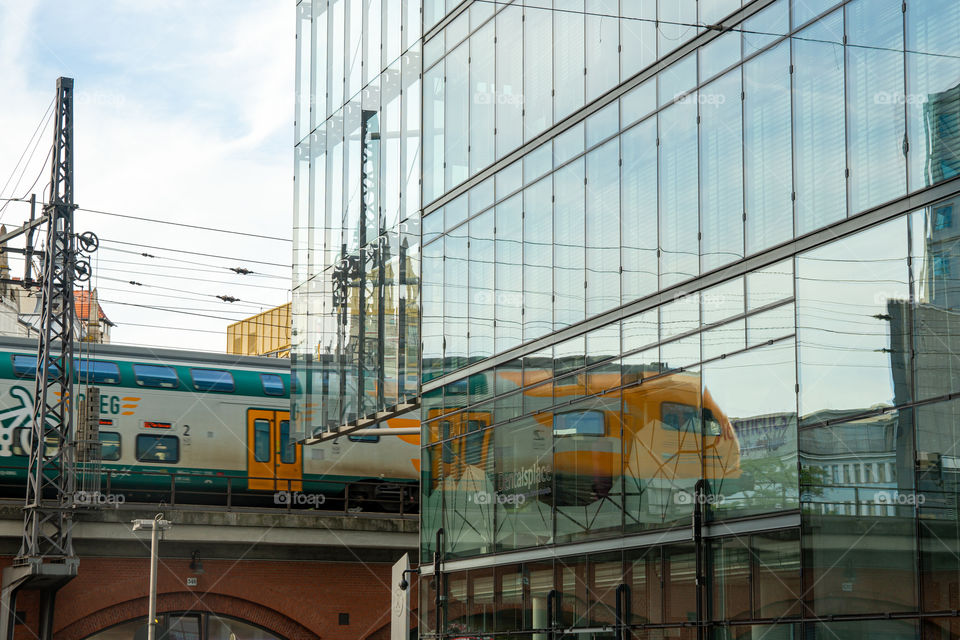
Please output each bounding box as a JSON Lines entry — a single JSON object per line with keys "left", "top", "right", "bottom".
{"left": 746, "top": 258, "right": 793, "bottom": 310}
{"left": 793, "top": 12, "right": 847, "bottom": 235}
{"left": 621, "top": 78, "right": 656, "bottom": 129}
{"left": 445, "top": 433, "right": 495, "bottom": 559}
{"left": 711, "top": 537, "right": 751, "bottom": 620}
{"left": 659, "top": 97, "right": 700, "bottom": 287}
{"left": 254, "top": 419, "right": 270, "bottom": 463}
{"left": 658, "top": 0, "right": 698, "bottom": 56}
{"left": 496, "top": 195, "right": 523, "bottom": 352}
{"left": 554, "top": 393, "right": 624, "bottom": 542}
{"left": 524, "top": 177, "right": 554, "bottom": 341}
{"left": 585, "top": 0, "right": 619, "bottom": 101}
{"left": 800, "top": 410, "right": 917, "bottom": 615}
{"left": 496, "top": 5, "right": 524, "bottom": 159}
{"left": 624, "top": 371, "right": 701, "bottom": 532}
{"left": 743, "top": 0, "right": 788, "bottom": 56}
{"left": 704, "top": 341, "right": 798, "bottom": 518}
{"left": 444, "top": 225, "right": 468, "bottom": 373}
{"left": 700, "top": 70, "right": 744, "bottom": 271}
{"left": 621, "top": 118, "right": 659, "bottom": 304}
{"left": 911, "top": 200, "right": 960, "bottom": 402}
{"left": 747, "top": 302, "right": 795, "bottom": 347}
{"left": 792, "top": 0, "right": 838, "bottom": 29}
{"left": 846, "top": 0, "right": 906, "bottom": 213}
{"left": 702, "top": 278, "right": 745, "bottom": 326}
{"left": 494, "top": 416, "right": 553, "bottom": 551}
{"left": 623, "top": 309, "right": 659, "bottom": 353}
{"left": 423, "top": 60, "right": 444, "bottom": 204}
{"left": 470, "top": 21, "right": 496, "bottom": 177}
{"left": 659, "top": 53, "right": 697, "bottom": 106}
{"left": 585, "top": 139, "right": 620, "bottom": 316}
{"left": 744, "top": 42, "right": 793, "bottom": 253}
{"left": 797, "top": 218, "right": 910, "bottom": 424}
{"left": 665, "top": 543, "right": 697, "bottom": 623}
{"left": 469, "top": 210, "right": 495, "bottom": 361}
{"left": 555, "top": 0, "right": 585, "bottom": 121}
{"left": 554, "top": 159, "right": 586, "bottom": 328}
{"left": 190, "top": 369, "right": 235, "bottom": 393}
{"left": 753, "top": 529, "right": 802, "bottom": 619}
{"left": 524, "top": 2, "right": 553, "bottom": 141}
{"left": 621, "top": 0, "right": 656, "bottom": 81}
{"left": 702, "top": 319, "right": 745, "bottom": 360}
{"left": 906, "top": 0, "right": 960, "bottom": 191}
{"left": 626, "top": 546, "right": 663, "bottom": 625}
{"left": 700, "top": 30, "right": 740, "bottom": 82}
{"left": 586, "top": 102, "right": 618, "bottom": 148}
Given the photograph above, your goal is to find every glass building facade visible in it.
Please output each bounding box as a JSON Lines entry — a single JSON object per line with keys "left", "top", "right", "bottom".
{"left": 295, "top": 0, "right": 960, "bottom": 638}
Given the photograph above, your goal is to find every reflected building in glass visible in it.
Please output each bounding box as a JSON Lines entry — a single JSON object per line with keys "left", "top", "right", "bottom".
{"left": 293, "top": 0, "right": 960, "bottom": 638}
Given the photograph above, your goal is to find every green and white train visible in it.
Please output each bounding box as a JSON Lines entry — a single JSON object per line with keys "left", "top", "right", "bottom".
{"left": 0, "top": 337, "right": 420, "bottom": 509}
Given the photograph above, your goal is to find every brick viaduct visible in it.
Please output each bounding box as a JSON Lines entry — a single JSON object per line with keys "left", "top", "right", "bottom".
{"left": 0, "top": 505, "right": 421, "bottom": 639}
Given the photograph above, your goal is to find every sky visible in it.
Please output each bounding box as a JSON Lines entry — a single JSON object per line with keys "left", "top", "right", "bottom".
{"left": 0, "top": 0, "right": 294, "bottom": 353}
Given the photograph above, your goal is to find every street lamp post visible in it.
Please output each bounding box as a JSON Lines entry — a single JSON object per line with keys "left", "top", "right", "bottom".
{"left": 132, "top": 514, "right": 172, "bottom": 640}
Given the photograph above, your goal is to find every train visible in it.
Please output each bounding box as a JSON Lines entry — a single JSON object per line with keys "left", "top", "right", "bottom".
{"left": 0, "top": 336, "right": 420, "bottom": 509}
{"left": 424, "top": 363, "right": 742, "bottom": 510}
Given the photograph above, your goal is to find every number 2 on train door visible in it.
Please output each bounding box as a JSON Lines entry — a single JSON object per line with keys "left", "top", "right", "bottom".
{"left": 246, "top": 409, "right": 302, "bottom": 491}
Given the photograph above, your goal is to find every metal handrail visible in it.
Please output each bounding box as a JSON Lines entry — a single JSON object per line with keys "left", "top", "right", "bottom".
{"left": 0, "top": 464, "right": 418, "bottom": 515}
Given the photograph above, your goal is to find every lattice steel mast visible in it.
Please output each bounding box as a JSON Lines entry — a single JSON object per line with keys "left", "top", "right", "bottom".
{"left": 0, "top": 76, "right": 81, "bottom": 640}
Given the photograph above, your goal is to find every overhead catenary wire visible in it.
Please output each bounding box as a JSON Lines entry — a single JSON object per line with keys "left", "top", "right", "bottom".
{"left": 76, "top": 206, "right": 292, "bottom": 243}
{"left": 0, "top": 97, "right": 55, "bottom": 220}
{"left": 95, "top": 275, "right": 286, "bottom": 307}
{"left": 99, "top": 237, "right": 290, "bottom": 269}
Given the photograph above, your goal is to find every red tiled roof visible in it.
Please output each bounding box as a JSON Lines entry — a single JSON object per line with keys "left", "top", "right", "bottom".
{"left": 74, "top": 290, "right": 112, "bottom": 325}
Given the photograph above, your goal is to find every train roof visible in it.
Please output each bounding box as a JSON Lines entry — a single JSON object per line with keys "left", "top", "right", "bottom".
{"left": 0, "top": 336, "right": 289, "bottom": 373}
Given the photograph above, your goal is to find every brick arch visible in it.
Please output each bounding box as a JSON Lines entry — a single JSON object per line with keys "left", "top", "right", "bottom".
{"left": 54, "top": 592, "right": 318, "bottom": 640}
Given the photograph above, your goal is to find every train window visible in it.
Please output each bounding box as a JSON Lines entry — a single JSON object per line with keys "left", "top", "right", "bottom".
{"left": 135, "top": 434, "right": 180, "bottom": 463}
{"left": 261, "top": 374, "right": 286, "bottom": 396}
{"left": 190, "top": 368, "right": 235, "bottom": 393}
{"left": 133, "top": 364, "right": 180, "bottom": 388}
{"left": 75, "top": 360, "right": 121, "bottom": 384}
{"left": 702, "top": 408, "right": 722, "bottom": 437}
{"left": 253, "top": 420, "right": 270, "bottom": 462}
{"left": 280, "top": 420, "right": 296, "bottom": 463}
{"left": 12, "top": 354, "right": 56, "bottom": 379}
{"left": 661, "top": 402, "right": 700, "bottom": 432}
{"left": 554, "top": 411, "right": 605, "bottom": 436}
{"left": 11, "top": 429, "right": 59, "bottom": 457}
{"left": 99, "top": 432, "right": 121, "bottom": 461}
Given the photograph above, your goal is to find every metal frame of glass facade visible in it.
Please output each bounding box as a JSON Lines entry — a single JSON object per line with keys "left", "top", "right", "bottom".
{"left": 295, "top": 0, "right": 960, "bottom": 637}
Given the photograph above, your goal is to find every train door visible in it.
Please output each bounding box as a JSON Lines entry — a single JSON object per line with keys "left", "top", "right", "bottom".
{"left": 247, "top": 409, "right": 302, "bottom": 491}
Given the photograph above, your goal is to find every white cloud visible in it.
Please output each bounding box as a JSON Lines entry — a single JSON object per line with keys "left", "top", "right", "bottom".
{"left": 0, "top": 1, "right": 294, "bottom": 352}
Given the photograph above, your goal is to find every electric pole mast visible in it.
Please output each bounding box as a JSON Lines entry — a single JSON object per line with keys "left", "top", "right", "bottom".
{"left": 0, "top": 76, "right": 82, "bottom": 640}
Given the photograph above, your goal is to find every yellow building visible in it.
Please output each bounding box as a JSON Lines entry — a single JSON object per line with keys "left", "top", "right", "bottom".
{"left": 226, "top": 302, "right": 291, "bottom": 358}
